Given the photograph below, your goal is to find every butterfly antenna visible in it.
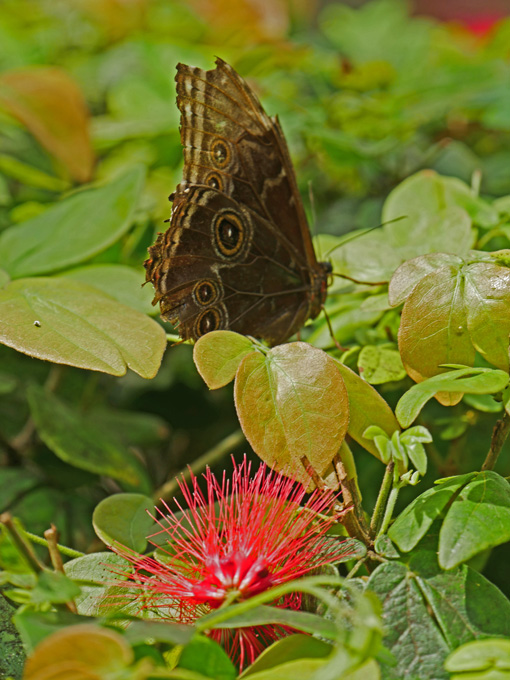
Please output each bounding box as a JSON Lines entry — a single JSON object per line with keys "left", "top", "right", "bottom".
{"left": 323, "top": 215, "right": 406, "bottom": 259}
{"left": 321, "top": 305, "right": 347, "bottom": 353}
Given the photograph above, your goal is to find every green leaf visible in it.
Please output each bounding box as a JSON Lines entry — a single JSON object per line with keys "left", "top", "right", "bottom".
{"left": 123, "top": 619, "right": 194, "bottom": 646}
{"left": 389, "top": 473, "right": 477, "bottom": 552}
{"left": 203, "top": 604, "right": 339, "bottom": 640}
{"left": 445, "top": 639, "right": 510, "bottom": 677}
{"left": 194, "top": 331, "right": 255, "bottom": 389}
{"left": 27, "top": 383, "right": 151, "bottom": 491}
{"left": 410, "top": 552, "right": 510, "bottom": 647}
{"left": 234, "top": 343, "right": 349, "bottom": 488}
{"left": 368, "top": 561, "right": 450, "bottom": 680}
{"left": 0, "top": 277, "right": 166, "bottom": 377}
{"left": 241, "top": 635, "right": 333, "bottom": 678}
{"left": 179, "top": 635, "right": 237, "bottom": 680}
{"left": 64, "top": 552, "right": 132, "bottom": 617}
{"left": 58, "top": 264, "right": 155, "bottom": 316}
{"left": 388, "top": 253, "right": 463, "bottom": 307}
{"left": 396, "top": 368, "right": 509, "bottom": 428}
{"left": 439, "top": 471, "right": 510, "bottom": 569}
{"left": 335, "top": 362, "right": 399, "bottom": 460}
{"left": 0, "top": 167, "right": 145, "bottom": 278}
{"left": 92, "top": 493, "right": 155, "bottom": 551}
{"left": 12, "top": 609, "right": 89, "bottom": 653}
{"left": 357, "top": 345, "right": 406, "bottom": 384}
{"left": 0, "top": 594, "right": 24, "bottom": 680}
{"left": 31, "top": 570, "right": 81, "bottom": 604}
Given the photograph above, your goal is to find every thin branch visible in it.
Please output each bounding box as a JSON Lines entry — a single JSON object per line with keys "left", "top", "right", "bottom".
{"left": 44, "top": 524, "right": 77, "bottom": 613}
{"left": 369, "top": 461, "right": 395, "bottom": 538}
{"left": 153, "top": 429, "right": 246, "bottom": 503}
{"left": 0, "top": 513, "right": 44, "bottom": 574}
{"left": 482, "top": 411, "right": 510, "bottom": 471}
{"left": 333, "top": 445, "right": 371, "bottom": 546}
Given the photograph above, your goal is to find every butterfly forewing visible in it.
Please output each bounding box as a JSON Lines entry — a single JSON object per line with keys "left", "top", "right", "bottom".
{"left": 145, "top": 58, "right": 328, "bottom": 346}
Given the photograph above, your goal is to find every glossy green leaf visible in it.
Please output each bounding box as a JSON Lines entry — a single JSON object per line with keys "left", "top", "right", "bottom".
{"left": 368, "top": 562, "right": 449, "bottom": 680}
{"left": 335, "top": 362, "right": 399, "bottom": 460}
{"left": 194, "top": 331, "right": 256, "bottom": 389}
{"left": 241, "top": 635, "right": 333, "bottom": 678}
{"left": 58, "top": 264, "right": 155, "bottom": 316}
{"left": 27, "top": 383, "right": 151, "bottom": 491}
{"left": 92, "top": 493, "right": 155, "bottom": 551}
{"left": 235, "top": 343, "right": 349, "bottom": 488}
{"left": 445, "top": 639, "right": 510, "bottom": 676}
{"left": 439, "top": 472, "right": 510, "bottom": 569}
{"left": 0, "top": 167, "right": 145, "bottom": 278}
{"left": 388, "top": 253, "right": 463, "bottom": 307}
{"left": 357, "top": 345, "right": 406, "bottom": 384}
{"left": 396, "top": 368, "right": 509, "bottom": 428}
{"left": 389, "top": 473, "right": 476, "bottom": 551}
{"left": 179, "top": 635, "right": 236, "bottom": 680}
{"left": 0, "top": 277, "right": 166, "bottom": 377}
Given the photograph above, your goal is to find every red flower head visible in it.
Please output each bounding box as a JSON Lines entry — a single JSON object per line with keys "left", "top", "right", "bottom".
{"left": 112, "top": 457, "right": 354, "bottom": 668}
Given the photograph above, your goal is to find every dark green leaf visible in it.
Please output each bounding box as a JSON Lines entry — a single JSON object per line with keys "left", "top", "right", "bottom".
{"left": 179, "top": 635, "right": 237, "bottom": 680}
{"left": 439, "top": 471, "right": 510, "bottom": 569}
{"left": 0, "top": 167, "right": 145, "bottom": 278}
{"left": 27, "top": 383, "right": 151, "bottom": 491}
{"left": 92, "top": 493, "right": 155, "bottom": 551}
{"left": 389, "top": 473, "right": 476, "bottom": 552}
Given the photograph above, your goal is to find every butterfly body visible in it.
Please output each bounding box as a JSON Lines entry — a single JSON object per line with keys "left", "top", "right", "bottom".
{"left": 145, "top": 58, "right": 329, "bottom": 346}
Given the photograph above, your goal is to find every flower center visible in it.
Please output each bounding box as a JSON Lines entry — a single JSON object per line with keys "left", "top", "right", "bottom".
{"left": 191, "top": 550, "right": 274, "bottom": 608}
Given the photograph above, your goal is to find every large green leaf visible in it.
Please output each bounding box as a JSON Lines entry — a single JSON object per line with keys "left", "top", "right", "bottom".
{"left": 27, "top": 383, "right": 151, "bottom": 491}
{"left": 234, "top": 342, "right": 349, "bottom": 488}
{"left": 0, "top": 277, "right": 166, "bottom": 377}
{"left": 439, "top": 472, "right": 510, "bottom": 569}
{"left": 58, "top": 264, "right": 155, "bottom": 316}
{"left": 0, "top": 166, "right": 145, "bottom": 278}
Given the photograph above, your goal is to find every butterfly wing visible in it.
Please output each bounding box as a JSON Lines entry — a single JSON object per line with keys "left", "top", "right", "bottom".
{"left": 145, "top": 58, "right": 328, "bottom": 346}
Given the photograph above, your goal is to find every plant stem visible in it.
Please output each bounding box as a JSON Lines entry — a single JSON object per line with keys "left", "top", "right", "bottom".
{"left": 378, "top": 486, "right": 400, "bottom": 538}
{"left": 369, "top": 461, "right": 395, "bottom": 538}
{"left": 0, "top": 513, "right": 44, "bottom": 573}
{"left": 481, "top": 411, "right": 510, "bottom": 471}
{"left": 24, "top": 530, "right": 84, "bottom": 558}
{"left": 44, "top": 524, "right": 78, "bottom": 613}
{"left": 333, "top": 444, "right": 371, "bottom": 546}
{"left": 153, "top": 429, "right": 245, "bottom": 503}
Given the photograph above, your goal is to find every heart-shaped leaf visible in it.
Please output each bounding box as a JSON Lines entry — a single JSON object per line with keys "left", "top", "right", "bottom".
{"left": 194, "top": 331, "right": 255, "bottom": 389}
{"left": 235, "top": 342, "right": 349, "bottom": 488}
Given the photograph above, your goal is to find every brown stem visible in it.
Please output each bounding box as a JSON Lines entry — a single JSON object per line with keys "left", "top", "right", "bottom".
{"left": 333, "top": 447, "right": 371, "bottom": 546}
{"left": 481, "top": 411, "right": 510, "bottom": 471}
{"left": 44, "top": 524, "right": 77, "bottom": 613}
{"left": 0, "top": 512, "right": 44, "bottom": 574}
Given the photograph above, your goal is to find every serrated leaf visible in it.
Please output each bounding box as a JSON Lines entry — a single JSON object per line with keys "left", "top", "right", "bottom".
{"left": 92, "top": 493, "right": 155, "bottom": 551}
{"left": 388, "top": 473, "right": 477, "bottom": 552}
{"left": 58, "top": 264, "right": 155, "bottom": 316}
{"left": 234, "top": 343, "right": 349, "bottom": 488}
{"left": 0, "top": 67, "right": 94, "bottom": 183}
{"left": 368, "top": 561, "right": 449, "bottom": 680}
{"left": 0, "top": 167, "right": 145, "bottom": 278}
{"left": 194, "top": 331, "right": 255, "bottom": 389}
{"left": 439, "top": 472, "right": 510, "bottom": 569}
{"left": 0, "top": 277, "right": 166, "bottom": 377}
{"left": 27, "top": 383, "right": 151, "bottom": 491}
{"left": 335, "top": 362, "right": 399, "bottom": 460}
{"left": 396, "top": 368, "right": 509, "bottom": 428}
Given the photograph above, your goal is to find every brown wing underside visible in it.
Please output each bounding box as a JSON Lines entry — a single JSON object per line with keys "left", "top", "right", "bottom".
{"left": 144, "top": 59, "right": 328, "bottom": 346}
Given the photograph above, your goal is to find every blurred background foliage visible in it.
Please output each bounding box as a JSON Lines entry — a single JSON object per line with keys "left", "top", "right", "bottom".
{"left": 1, "top": 0, "right": 510, "bottom": 569}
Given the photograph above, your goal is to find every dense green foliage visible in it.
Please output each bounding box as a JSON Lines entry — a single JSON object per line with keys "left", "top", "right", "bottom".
{"left": 2, "top": 1, "right": 510, "bottom": 679}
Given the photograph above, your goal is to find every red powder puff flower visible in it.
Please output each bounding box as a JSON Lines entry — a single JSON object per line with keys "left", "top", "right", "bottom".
{"left": 111, "top": 457, "right": 354, "bottom": 668}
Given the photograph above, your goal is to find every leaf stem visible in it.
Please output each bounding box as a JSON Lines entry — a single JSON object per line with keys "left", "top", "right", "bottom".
{"left": 0, "top": 513, "right": 44, "bottom": 573}
{"left": 333, "top": 444, "right": 371, "bottom": 546}
{"left": 369, "top": 461, "right": 395, "bottom": 538}
{"left": 153, "top": 429, "right": 245, "bottom": 503}
{"left": 377, "top": 485, "right": 400, "bottom": 538}
{"left": 23, "top": 529, "right": 84, "bottom": 558}
{"left": 481, "top": 411, "right": 510, "bottom": 471}
{"left": 44, "top": 524, "right": 78, "bottom": 613}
